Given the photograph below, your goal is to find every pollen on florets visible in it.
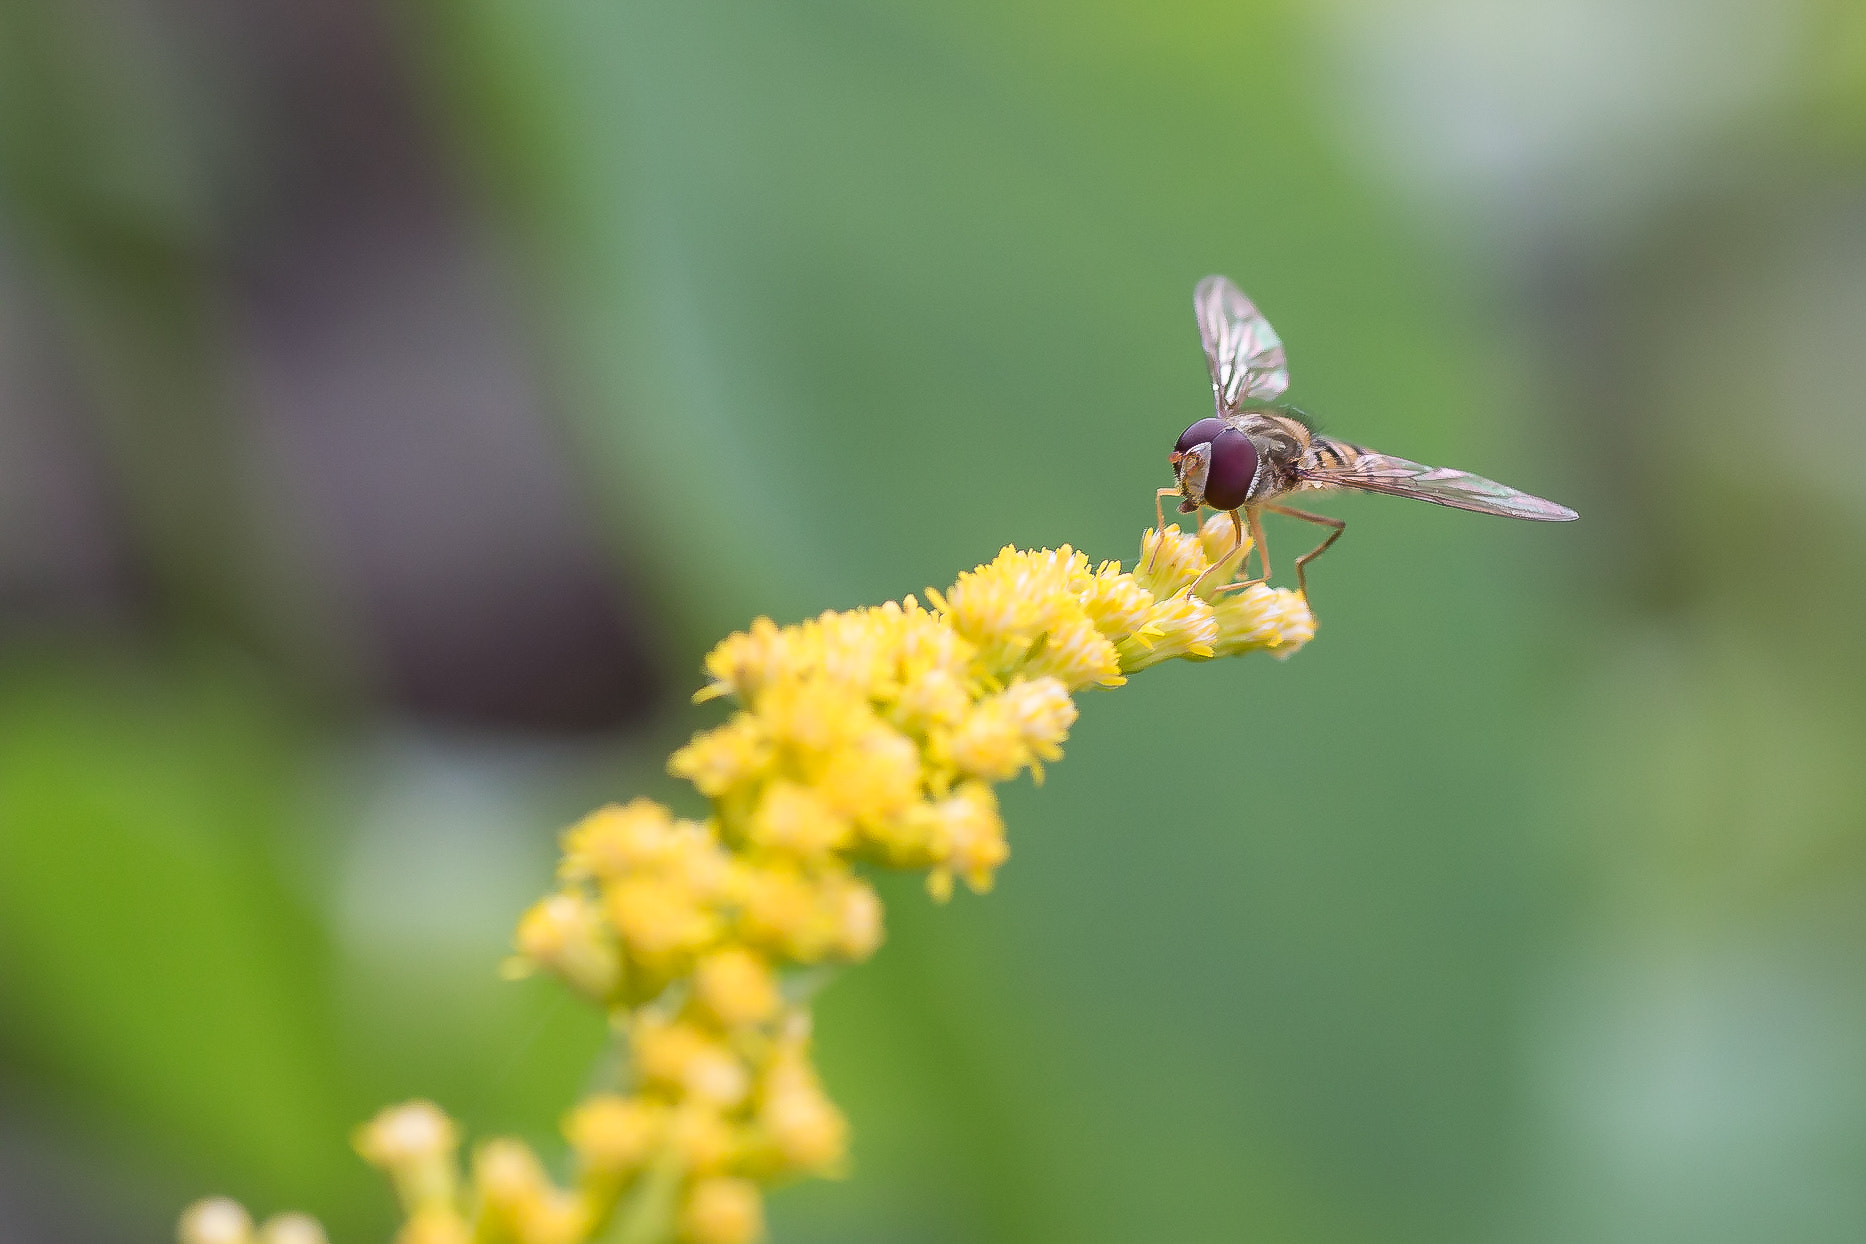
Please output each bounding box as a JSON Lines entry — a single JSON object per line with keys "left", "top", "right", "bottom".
{"left": 1135, "top": 524, "right": 1213, "bottom": 599}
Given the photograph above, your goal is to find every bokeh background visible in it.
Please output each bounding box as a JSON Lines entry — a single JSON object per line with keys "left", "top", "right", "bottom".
{"left": 3, "top": 2, "right": 1865, "bottom": 1241}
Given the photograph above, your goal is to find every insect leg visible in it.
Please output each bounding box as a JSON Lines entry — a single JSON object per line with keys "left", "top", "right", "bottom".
{"left": 1246, "top": 505, "right": 1271, "bottom": 585}
{"left": 1147, "top": 488, "right": 1183, "bottom": 572}
{"left": 1188, "top": 508, "right": 1249, "bottom": 598}
{"left": 1263, "top": 502, "right": 1345, "bottom": 598}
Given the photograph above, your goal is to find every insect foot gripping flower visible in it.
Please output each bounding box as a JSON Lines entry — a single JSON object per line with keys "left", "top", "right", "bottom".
{"left": 180, "top": 520, "right": 1313, "bottom": 1244}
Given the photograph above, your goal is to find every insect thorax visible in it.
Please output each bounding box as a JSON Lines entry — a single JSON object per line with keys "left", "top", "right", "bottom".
{"left": 1225, "top": 409, "right": 1308, "bottom": 500}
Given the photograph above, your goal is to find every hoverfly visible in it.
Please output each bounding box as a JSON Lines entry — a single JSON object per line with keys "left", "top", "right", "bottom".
{"left": 1161, "top": 275, "right": 1578, "bottom": 596}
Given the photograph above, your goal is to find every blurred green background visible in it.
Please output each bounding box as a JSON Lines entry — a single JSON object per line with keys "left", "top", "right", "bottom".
{"left": 3, "top": 2, "right": 1865, "bottom": 1241}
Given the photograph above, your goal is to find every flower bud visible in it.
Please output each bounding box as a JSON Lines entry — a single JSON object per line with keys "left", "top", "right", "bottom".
{"left": 633, "top": 1018, "right": 750, "bottom": 1108}
{"left": 473, "top": 1140, "right": 584, "bottom": 1244}
{"left": 761, "top": 1072, "right": 847, "bottom": 1173}
{"left": 514, "top": 893, "right": 622, "bottom": 1001}
{"left": 474, "top": 1139, "right": 546, "bottom": 1215}
{"left": 1117, "top": 591, "right": 1218, "bottom": 670}
{"left": 394, "top": 1207, "right": 470, "bottom": 1244}
{"left": 606, "top": 877, "right": 720, "bottom": 970}
{"left": 564, "top": 1095, "right": 665, "bottom": 1178}
{"left": 1134, "top": 524, "right": 1210, "bottom": 598}
{"left": 746, "top": 782, "right": 851, "bottom": 857}
{"left": 666, "top": 1105, "right": 738, "bottom": 1176}
{"left": 694, "top": 948, "right": 781, "bottom": 1028}
{"left": 178, "top": 1198, "right": 253, "bottom": 1244}
{"left": 355, "top": 1101, "right": 459, "bottom": 1214}
{"left": 933, "top": 783, "right": 1008, "bottom": 895}
{"left": 833, "top": 877, "right": 884, "bottom": 959}
{"left": 669, "top": 715, "right": 774, "bottom": 798}
{"left": 257, "top": 1214, "right": 328, "bottom": 1244}
{"left": 678, "top": 1177, "right": 764, "bottom": 1244}
{"left": 1196, "top": 510, "right": 1251, "bottom": 578}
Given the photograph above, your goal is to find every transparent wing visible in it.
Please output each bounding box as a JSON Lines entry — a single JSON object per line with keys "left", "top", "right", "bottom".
{"left": 1296, "top": 454, "right": 1579, "bottom": 521}
{"left": 1195, "top": 275, "right": 1289, "bottom": 411}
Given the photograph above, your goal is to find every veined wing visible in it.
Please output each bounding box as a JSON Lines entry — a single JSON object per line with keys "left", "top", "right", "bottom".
{"left": 1195, "top": 275, "right": 1289, "bottom": 411}
{"left": 1296, "top": 453, "right": 1579, "bottom": 521}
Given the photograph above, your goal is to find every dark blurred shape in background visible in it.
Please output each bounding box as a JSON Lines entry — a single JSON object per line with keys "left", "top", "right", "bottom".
{"left": 1, "top": 2, "right": 1864, "bottom": 1242}
{"left": 0, "top": 0, "right": 661, "bottom": 729}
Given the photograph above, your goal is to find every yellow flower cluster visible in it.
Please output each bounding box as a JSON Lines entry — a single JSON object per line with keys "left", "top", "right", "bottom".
{"left": 180, "top": 519, "right": 1313, "bottom": 1244}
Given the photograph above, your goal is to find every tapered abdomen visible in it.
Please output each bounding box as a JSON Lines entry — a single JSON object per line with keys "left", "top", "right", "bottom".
{"left": 1300, "top": 435, "right": 1373, "bottom": 474}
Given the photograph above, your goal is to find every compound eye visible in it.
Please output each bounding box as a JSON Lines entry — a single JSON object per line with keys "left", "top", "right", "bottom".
{"left": 1202, "top": 428, "right": 1259, "bottom": 511}
{"left": 1174, "top": 417, "right": 1228, "bottom": 456}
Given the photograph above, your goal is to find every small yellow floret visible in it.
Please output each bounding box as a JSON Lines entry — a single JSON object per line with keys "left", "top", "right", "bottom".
{"left": 1000, "top": 679, "right": 1077, "bottom": 761}
{"left": 355, "top": 1101, "right": 459, "bottom": 1214}
{"left": 889, "top": 665, "right": 972, "bottom": 733}
{"left": 944, "top": 677, "right": 1076, "bottom": 782}
{"left": 179, "top": 1198, "right": 253, "bottom": 1244}
{"left": 472, "top": 1143, "right": 538, "bottom": 1226}
{"left": 937, "top": 545, "right": 1088, "bottom": 672}
{"left": 355, "top": 1100, "right": 456, "bottom": 1168}
{"left": 812, "top": 724, "right": 922, "bottom": 826}
{"left": 695, "top": 947, "right": 782, "bottom": 1028}
{"left": 872, "top": 598, "right": 975, "bottom": 698}
{"left": 1118, "top": 592, "right": 1218, "bottom": 670}
{"left": 752, "top": 679, "right": 876, "bottom": 759}
{"left": 474, "top": 1140, "right": 586, "bottom": 1244}
{"left": 733, "top": 865, "right": 824, "bottom": 959}
{"left": 632, "top": 1016, "right": 750, "bottom": 1108}
{"left": 605, "top": 876, "right": 721, "bottom": 971}
{"left": 697, "top": 617, "right": 792, "bottom": 703}
{"left": 257, "top": 1214, "right": 328, "bottom": 1244}
{"left": 1076, "top": 561, "right": 1156, "bottom": 642}
{"left": 1196, "top": 511, "right": 1252, "bottom": 579}
{"left": 559, "top": 800, "right": 676, "bottom": 882}
{"left": 564, "top": 1095, "right": 666, "bottom": 1177}
{"left": 834, "top": 875, "right": 885, "bottom": 958}
{"left": 669, "top": 714, "right": 774, "bottom": 798}
{"left": 935, "top": 782, "right": 1009, "bottom": 896}
{"left": 1269, "top": 589, "right": 1317, "bottom": 659}
{"left": 735, "top": 863, "right": 883, "bottom": 962}
{"left": 474, "top": 1138, "right": 546, "bottom": 1212}
{"left": 666, "top": 1104, "right": 739, "bottom": 1176}
{"left": 679, "top": 1177, "right": 765, "bottom": 1244}
{"left": 518, "top": 1196, "right": 585, "bottom": 1244}
{"left": 1135, "top": 525, "right": 1210, "bottom": 598}
{"left": 757, "top": 1043, "right": 848, "bottom": 1173}
{"left": 747, "top": 781, "right": 852, "bottom": 856}
{"left": 394, "top": 1207, "right": 471, "bottom": 1244}
{"left": 513, "top": 892, "right": 621, "bottom": 1001}
{"left": 1210, "top": 583, "right": 1314, "bottom": 658}
{"left": 1020, "top": 611, "right": 1125, "bottom": 690}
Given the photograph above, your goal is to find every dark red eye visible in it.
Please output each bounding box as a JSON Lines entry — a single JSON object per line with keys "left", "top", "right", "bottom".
{"left": 1202, "top": 428, "right": 1259, "bottom": 510}
{"left": 1174, "top": 417, "right": 1228, "bottom": 455}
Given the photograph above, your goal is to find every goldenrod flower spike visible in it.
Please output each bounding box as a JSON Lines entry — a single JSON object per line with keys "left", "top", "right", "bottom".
{"left": 180, "top": 522, "right": 1315, "bottom": 1244}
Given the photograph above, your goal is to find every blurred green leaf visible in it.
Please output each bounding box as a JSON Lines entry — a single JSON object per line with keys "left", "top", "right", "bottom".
{"left": 0, "top": 651, "right": 366, "bottom": 1226}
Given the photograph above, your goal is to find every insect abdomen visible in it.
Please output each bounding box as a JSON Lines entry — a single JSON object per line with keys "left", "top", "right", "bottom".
{"left": 1304, "top": 436, "right": 1368, "bottom": 472}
